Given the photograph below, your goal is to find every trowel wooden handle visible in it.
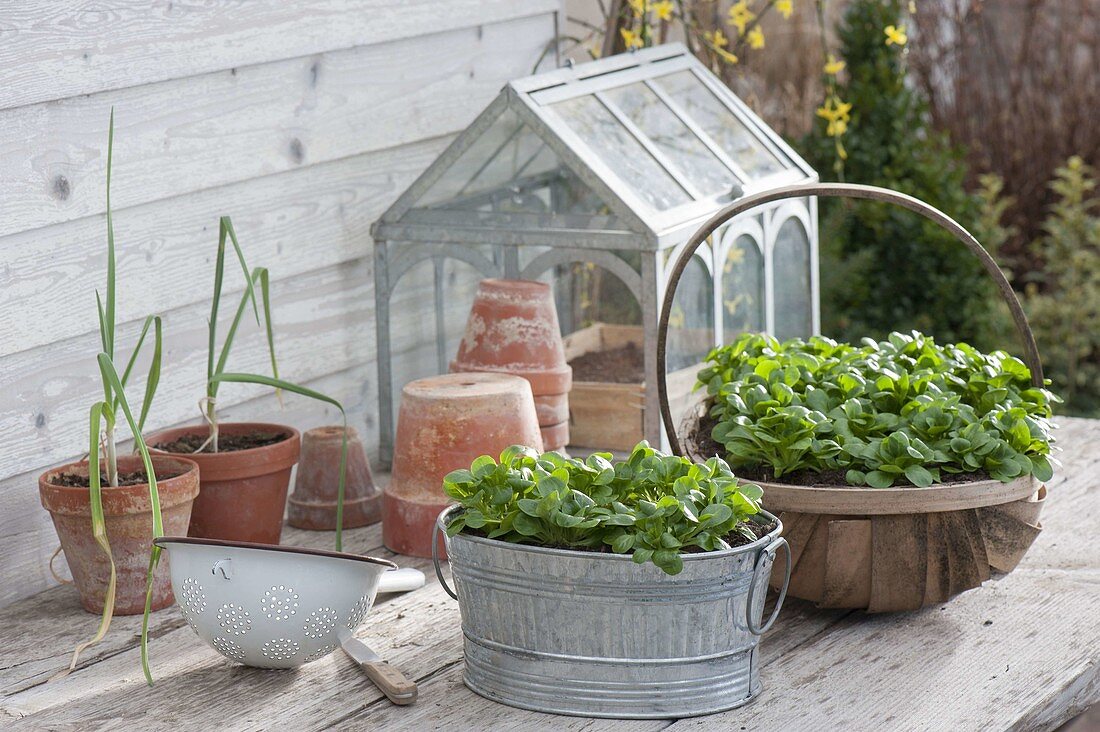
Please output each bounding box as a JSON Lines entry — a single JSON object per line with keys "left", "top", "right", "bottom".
{"left": 361, "top": 660, "right": 418, "bottom": 705}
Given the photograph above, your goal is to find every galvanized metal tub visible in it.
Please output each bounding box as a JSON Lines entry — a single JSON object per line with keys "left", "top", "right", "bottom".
{"left": 433, "top": 506, "right": 790, "bottom": 719}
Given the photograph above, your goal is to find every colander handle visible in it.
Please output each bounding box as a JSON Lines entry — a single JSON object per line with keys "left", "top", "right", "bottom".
{"left": 746, "top": 537, "right": 791, "bottom": 636}
{"left": 432, "top": 510, "right": 459, "bottom": 601}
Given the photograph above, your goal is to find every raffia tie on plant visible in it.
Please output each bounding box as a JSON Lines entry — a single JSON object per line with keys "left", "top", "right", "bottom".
{"left": 189, "top": 396, "right": 219, "bottom": 454}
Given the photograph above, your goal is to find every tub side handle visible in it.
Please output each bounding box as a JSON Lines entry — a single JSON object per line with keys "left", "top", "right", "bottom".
{"left": 746, "top": 537, "right": 791, "bottom": 636}
{"left": 432, "top": 512, "right": 459, "bottom": 601}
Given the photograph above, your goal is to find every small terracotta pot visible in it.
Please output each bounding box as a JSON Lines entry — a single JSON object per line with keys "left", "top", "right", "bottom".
{"left": 39, "top": 455, "right": 199, "bottom": 615}
{"left": 533, "top": 393, "right": 570, "bottom": 426}
{"left": 451, "top": 279, "right": 572, "bottom": 396}
{"left": 288, "top": 426, "right": 382, "bottom": 530}
{"left": 385, "top": 372, "right": 543, "bottom": 557}
{"left": 540, "top": 421, "right": 570, "bottom": 452}
{"left": 147, "top": 423, "right": 300, "bottom": 544}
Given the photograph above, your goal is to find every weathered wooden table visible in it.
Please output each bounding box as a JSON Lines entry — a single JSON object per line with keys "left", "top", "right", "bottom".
{"left": 3, "top": 418, "right": 1097, "bottom": 731}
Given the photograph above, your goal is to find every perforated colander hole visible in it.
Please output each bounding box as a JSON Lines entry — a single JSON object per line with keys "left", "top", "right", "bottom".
{"left": 303, "top": 608, "right": 339, "bottom": 639}
{"left": 261, "top": 585, "right": 300, "bottom": 621}
{"left": 261, "top": 638, "right": 300, "bottom": 661}
{"left": 212, "top": 637, "right": 246, "bottom": 660}
{"left": 180, "top": 578, "right": 207, "bottom": 615}
{"left": 303, "top": 643, "right": 338, "bottom": 663}
{"left": 216, "top": 603, "right": 252, "bottom": 636}
{"left": 345, "top": 596, "right": 371, "bottom": 629}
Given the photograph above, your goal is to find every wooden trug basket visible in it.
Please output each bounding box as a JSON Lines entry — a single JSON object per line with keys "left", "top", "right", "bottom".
{"left": 656, "top": 183, "right": 1049, "bottom": 612}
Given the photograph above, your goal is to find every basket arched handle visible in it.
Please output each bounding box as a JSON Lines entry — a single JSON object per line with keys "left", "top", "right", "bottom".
{"left": 656, "top": 182, "right": 1044, "bottom": 457}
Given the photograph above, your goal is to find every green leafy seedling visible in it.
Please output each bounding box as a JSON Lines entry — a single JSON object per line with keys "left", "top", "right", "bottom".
{"left": 443, "top": 442, "right": 766, "bottom": 575}
{"left": 700, "top": 331, "right": 1059, "bottom": 488}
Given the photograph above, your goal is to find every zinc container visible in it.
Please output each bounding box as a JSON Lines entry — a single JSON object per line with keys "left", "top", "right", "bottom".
{"left": 433, "top": 506, "right": 790, "bottom": 719}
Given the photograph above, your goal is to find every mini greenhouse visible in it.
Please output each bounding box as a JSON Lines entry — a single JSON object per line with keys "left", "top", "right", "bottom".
{"left": 372, "top": 43, "right": 819, "bottom": 460}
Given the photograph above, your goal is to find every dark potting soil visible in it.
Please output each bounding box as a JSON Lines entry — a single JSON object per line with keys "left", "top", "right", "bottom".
{"left": 687, "top": 407, "right": 993, "bottom": 488}
{"left": 154, "top": 430, "right": 290, "bottom": 454}
{"left": 569, "top": 342, "right": 645, "bottom": 384}
{"left": 52, "top": 468, "right": 184, "bottom": 488}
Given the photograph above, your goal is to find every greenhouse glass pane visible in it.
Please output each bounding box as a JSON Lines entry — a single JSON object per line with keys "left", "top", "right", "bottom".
{"left": 551, "top": 95, "right": 692, "bottom": 211}
{"left": 722, "top": 234, "right": 764, "bottom": 340}
{"left": 408, "top": 108, "right": 626, "bottom": 229}
{"left": 666, "top": 253, "right": 714, "bottom": 371}
{"left": 773, "top": 217, "right": 812, "bottom": 340}
{"left": 418, "top": 108, "right": 526, "bottom": 207}
{"left": 604, "top": 83, "right": 737, "bottom": 197}
{"left": 655, "top": 71, "right": 786, "bottom": 179}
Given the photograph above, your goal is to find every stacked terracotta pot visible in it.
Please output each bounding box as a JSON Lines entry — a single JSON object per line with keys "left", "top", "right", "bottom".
{"left": 384, "top": 372, "right": 543, "bottom": 557}
{"left": 451, "top": 279, "right": 572, "bottom": 452}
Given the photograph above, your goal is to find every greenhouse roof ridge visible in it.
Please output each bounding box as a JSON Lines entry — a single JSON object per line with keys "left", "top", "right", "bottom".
{"left": 375, "top": 43, "right": 817, "bottom": 249}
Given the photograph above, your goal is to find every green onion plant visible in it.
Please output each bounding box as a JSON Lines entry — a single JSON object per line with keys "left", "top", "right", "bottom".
{"left": 65, "top": 110, "right": 166, "bottom": 683}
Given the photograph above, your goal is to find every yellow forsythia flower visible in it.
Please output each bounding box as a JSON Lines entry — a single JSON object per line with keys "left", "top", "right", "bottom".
{"left": 704, "top": 28, "right": 729, "bottom": 49}
{"left": 824, "top": 54, "right": 846, "bottom": 75}
{"left": 621, "top": 27, "right": 644, "bottom": 49}
{"left": 776, "top": 0, "right": 793, "bottom": 20}
{"left": 728, "top": 0, "right": 755, "bottom": 35}
{"left": 884, "top": 24, "right": 908, "bottom": 46}
{"left": 653, "top": 0, "right": 675, "bottom": 21}
{"left": 816, "top": 96, "right": 852, "bottom": 138}
{"left": 628, "top": 0, "right": 647, "bottom": 15}
{"left": 716, "top": 47, "right": 739, "bottom": 64}
{"left": 747, "top": 27, "right": 765, "bottom": 49}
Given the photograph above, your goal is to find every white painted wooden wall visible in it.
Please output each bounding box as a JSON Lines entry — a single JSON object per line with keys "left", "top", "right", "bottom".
{"left": 0, "top": 0, "right": 562, "bottom": 609}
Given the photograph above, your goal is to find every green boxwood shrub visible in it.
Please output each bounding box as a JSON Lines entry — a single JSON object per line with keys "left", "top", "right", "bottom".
{"left": 698, "top": 331, "right": 1058, "bottom": 487}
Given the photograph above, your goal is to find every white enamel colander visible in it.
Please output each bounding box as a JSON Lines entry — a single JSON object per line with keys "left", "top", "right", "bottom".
{"left": 154, "top": 537, "right": 397, "bottom": 669}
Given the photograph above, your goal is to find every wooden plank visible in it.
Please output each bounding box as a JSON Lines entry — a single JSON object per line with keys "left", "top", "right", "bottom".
{"left": 0, "top": 301, "right": 474, "bottom": 610}
{"left": 331, "top": 597, "right": 847, "bottom": 731}
{"left": 0, "top": 135, "right": 451, "bottom": 359}
{"left": 563, "top": 323, "right": 701, "bottom": 451}
{"left": 0, "top": 517, "right": 403, "bottom": 698}
{"left": 665, "top": 568, "right": 1100, "bottom": 732}
{"left": 0, "top": 247, "right": 484, "bottom": 485}
{"left": 0, "top": 359, "right": 381, "bottom": 611}
{"left": 4, "top": 425, "right": 1093, "bottom": 729}
{"left": 0, "top": 12, "right": 555, "bottom": 239}
{"left": 0, "top": 0, "right": 560, "bottom": 112}
{"left": 662, "top": 423, "right": 1100, "bottom": 732}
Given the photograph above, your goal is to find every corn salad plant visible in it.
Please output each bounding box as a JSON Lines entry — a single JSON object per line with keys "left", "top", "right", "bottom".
{"left": 68, "top": 110, "right": 166, "bottom": 682}
{"left": 698, "top": 331, "right": 1059, "bottom": 487}
{"left": 443, "top": 442, "right": 765, "bottom": 575}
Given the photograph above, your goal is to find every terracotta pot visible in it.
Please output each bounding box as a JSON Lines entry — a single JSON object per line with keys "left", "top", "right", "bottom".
{"left": 540, "top": 421, "right": 570, "bottom": 452}
{"left": 39, "top": 455, "right": 199, "bottom": 615}
{"left": 288, "top": 425, "right": 382, "bottom": 530}
{"left": 451, "top": 279, "right": 572, "bottom": 396}
{"left": 533, "top": 393, "right": 569, "bottom": 426}
{"left": 147, "top": 423, "right": 300, "bottom": 544}
{"left": 385, "top": 372, "right": 543, "bottom": 557}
